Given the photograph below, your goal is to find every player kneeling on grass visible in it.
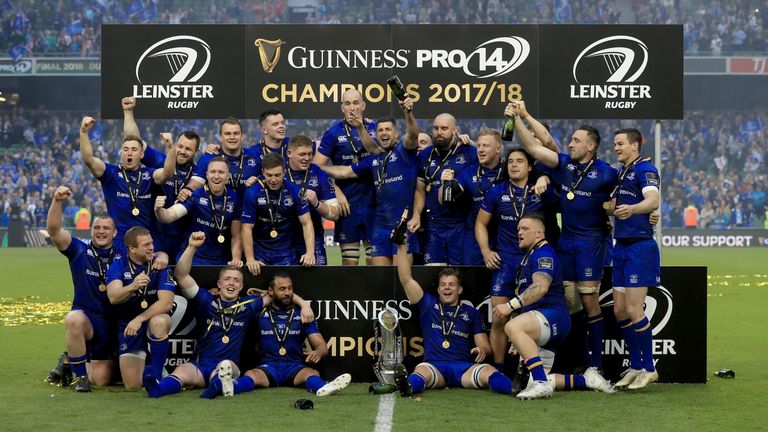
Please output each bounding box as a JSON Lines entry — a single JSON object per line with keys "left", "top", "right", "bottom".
{"left": 394, "top": 241, "right": 514, "bottom": 396}
{"left": 202, "top": 273, "right": 351, "bottom": 399}
{"left": 142, "top": 232, "right": 313, "bottom": 398}
{"left": 493, "top": 214, "right": 614, "bottom": 399}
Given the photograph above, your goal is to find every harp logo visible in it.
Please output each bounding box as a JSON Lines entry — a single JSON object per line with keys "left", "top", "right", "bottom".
{"left": 255, "top": 38, "right": 285, "bottom": 73}
{"left": 569, "top": 35, "right": 652, "bottom": 108}
{"left": 135, "top": 35, "right": 211, "bottom": 83}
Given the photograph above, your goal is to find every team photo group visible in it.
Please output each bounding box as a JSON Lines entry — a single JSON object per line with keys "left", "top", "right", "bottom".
{"left": 48, "top": 82, "right": 661, "bottom": 400}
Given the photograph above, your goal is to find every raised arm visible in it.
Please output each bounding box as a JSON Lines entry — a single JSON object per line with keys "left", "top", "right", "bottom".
{"left": 154, "top": 197, "right": 187, "bottom": 224}
{"left": 401, "top": 96, "right": 419, "bottom": 150}
{"left": 407, "top": 180, "right": 425, "bottom": 233}
{"left": 505, "top": 103, "right": 558, "bottom": 169}
{"left": 395, "top": 243, "right": 424, "bottom": 304}
{"left": 516, "top": 100, "right": 559, "bottom": 152}
{"left": 229, "top": 220, "right": 243, "bottom": 267}
{"left": 122, "top": 96, "right": 141, "bottom": 139}
{"left": 174, "top": 231, "right": 204, "bottom": 297}
{"left": 349, "top": 112, "right": 381, "bottom": 155}
{"left": 80, "top": 116, "right": 106, "bottom": 178}
{"left": 46, "top": 186, "right": 73, "bottom": 251}
{"left": 153, "top": 132, "right": 176, "bottom": 185}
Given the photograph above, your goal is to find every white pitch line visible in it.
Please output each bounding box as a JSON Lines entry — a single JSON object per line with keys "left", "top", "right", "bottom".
{"left": 374, "top": 393, "right": 396, "bottom": 432}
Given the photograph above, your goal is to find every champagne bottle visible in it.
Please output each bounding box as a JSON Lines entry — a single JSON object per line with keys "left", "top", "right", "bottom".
{"left": 442, "top": 180, "right": 455, "bottom": 204}
{"left": 387, "top": 75, "right": 407, "bottom": 101}
{"left": 502, "top": 115, "right": 515, "bottom": 141}
{"left": 389, "top": 208, "right": 409, "bottom": 245}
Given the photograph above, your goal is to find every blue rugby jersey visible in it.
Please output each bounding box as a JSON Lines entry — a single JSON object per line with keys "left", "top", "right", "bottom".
{"left": 98, "top": 163, "right": 157, "bottom": 241}
{"left": 317, "top": 120, "right": 377, "bottom": 207}
{"left": 177, "top": 187, "right": 241, "bottom": 264}
{"left": 480, "top": 181, "right": 546, "bottom": 257}
{"left": 105, "top": 257, "right": 175, "bottom": 322}
{"left": 63, "top": 238, "right": 121, "bottom": 317}
{"left": 515, "top": 241, "right": 567, "bottom": 314}
{"left": 614, "top": 158, "right": 660, "bottom": 239}
{"left": 241, "top": 180, "right": 309, "bottom": 258}
{"left": 352, "top": 141, "right": 418, "bottom": 229}
{"left": 286, "top": 163, "right": 335, "bottom": 245}
{"left": 415, "top": 293, "right": 484, "bottom": 363}
{"left": 256, "top": 305, "right": 320, "bottom": 364}
{"left": 417, "top": 144, "right": 478, "bottom": 229}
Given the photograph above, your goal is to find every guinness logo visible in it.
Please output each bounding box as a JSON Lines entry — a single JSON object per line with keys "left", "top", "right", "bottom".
{"left": 255, "top": 38, "right": 285, "bottom": 73}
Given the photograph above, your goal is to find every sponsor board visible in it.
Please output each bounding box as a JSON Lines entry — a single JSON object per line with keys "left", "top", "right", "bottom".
{"left": 168, "top": 265, "right": 705, "bottom": 383}
{"left": 662, "top": 229, "right": 768, "bottom": 247}
{"left": 539, "top": 25, "right": 683, "bottom": 119}
{"left": 101, "top": 24, "right": 682, "bottom": 119}
{"left": 101, "top": 25, "right": 246, "bottom": 118}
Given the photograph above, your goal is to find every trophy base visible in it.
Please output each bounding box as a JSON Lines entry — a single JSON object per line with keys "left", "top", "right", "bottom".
{"left": 368, "top": 383, "right": 398, "bottom": 394}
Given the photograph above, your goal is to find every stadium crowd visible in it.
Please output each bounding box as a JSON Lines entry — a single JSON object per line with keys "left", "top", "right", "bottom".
{"left": 2, "top": 108, "right": 765, "bottom": 230}
{"left": 2, "top": 0, "right": 767, "bottom": 57}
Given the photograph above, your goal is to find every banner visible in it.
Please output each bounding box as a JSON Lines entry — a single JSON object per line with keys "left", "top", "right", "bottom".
{"left": 538, "top": 25, "right": 683, "bottom": 119}
{"left": 167, "top": 265, "right": 706, "bottom": 383}
{"left": 101, "top": 24, "right": 682, "bottom": 120}
{"left": 101, "top": 25, "right": 247, "bottom": 118}
{"left": 662, "top": 229, "right": 768, "bottom": 248}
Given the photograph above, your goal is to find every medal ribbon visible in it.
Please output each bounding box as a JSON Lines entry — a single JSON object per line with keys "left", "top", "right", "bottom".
{"left": 375, "top": 150, "right": 393, "bottom": 191}
{"left": 508, "top": 181, "right": 529, "bottom": 218}
{"left": 477, "top": 163, "right": 503, "bottom": 196}
{"left": 173, "top": 164, "right": 194, "bottom": 197}
{"left": 128, "top": 258, "right": 153, "bottom": 304}
{"left": 342, "top": 122, "right": 364, "bottom": 161}
{"left": 287, "top": 168, "right": 310, "bottom": 200}
{"left": 424, "top": 143, "right": 459, "bottom": 187}
{"left": 268, "top": 306, "right": 296, "bottom": 350}
{"left": 221, "top": 150, "right": 245, "bottom": 189}
{"left": 119, "top": 165, "right": 142, "bottom": 211}
{"left": 205, "top": 184, "right": 228, "bottom": 239}
{"left": 609, "top": 156, "right": 645, "bottom": 199}
{"left": 438, "top": 302, "right": 463, "bottom": 344}
{"left": 567, "top": 158, "right": 596, "bottom": 197}
{"left": 514, "top": 239, "right": 548, "bottom": 294}
{"left": 88, "top": 244, "right": 115, "bottom": 286}
{"left": 262, "top": 183, "right": 283, "bottom": 232}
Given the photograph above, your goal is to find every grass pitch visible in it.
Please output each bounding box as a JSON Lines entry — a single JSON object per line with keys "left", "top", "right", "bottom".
{"left": 0, "top": 246, "right": 766, "bottom": 431}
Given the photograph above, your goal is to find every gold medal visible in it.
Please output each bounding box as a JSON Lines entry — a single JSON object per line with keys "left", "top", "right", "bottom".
{"left": 442, "top": 340, "right": 450, "bottom": 349}
{"left": 217, "top": 234, "right": 225, "bottom": 244}
{"left": 425, "top": 184, "right": 432, "bottom": 193}
{"left": 98, "top": 283, "right": 107, "bottom": 292}
{"left": 140, "top": 300, "right": 149, "bottom": 309}
{"left": 222, "top": 335, "right": 230, "bottom": 344}
{"left": 352, "top": 156, "right": 359, "bottom": 164}
{"left": 132, "top": 207, "right": 140, "bottom": 216}
{"left": 603, "top": 201, "right": 611, "bottom": 210}
{"left": 270, "top": 229, "right": 278, "bottom": 238}
{"left": 566, "top": 191, "right": 575, "bottom": 201}
{"left": 279, "top": 347, "right": 287, "bottom": 356}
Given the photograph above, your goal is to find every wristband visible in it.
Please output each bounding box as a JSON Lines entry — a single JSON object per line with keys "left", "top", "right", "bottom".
{"left": 312, "top": 200, "right": 321, "bottom": 209}
{"left": 507, "top": 296, "right": 522, "bottom": 311}
{"left": 181, "top": 186, "right": 193, "bottom": 193}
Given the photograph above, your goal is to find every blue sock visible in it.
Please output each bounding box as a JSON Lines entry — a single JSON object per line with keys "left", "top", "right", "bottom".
{"left": 587, "top": 313, "right": 605, "bottom": 369}
{"left": 305, "top": 375, "right": 325, "bottom": 394}
{"left": 156, "top": 376, "right": 183, "bottom": 396}
{"left": 524, "top": 356, "right": 547, "bottom": 382}
{"left": 408, "top": 373, "right": 426, "bottom": 394}
{"left": 149, "top": 334, "right": 170, "bottom": 378}
{"left": 200, "top": 376, "right": 222, "bottom": 399}
{"left": 494, "top": 363, "right": 505, "bottom": 372}
{"left": 634, "top": 317, "right": 655, "bottom": 372}
{"left": 488, "top": 372, "right": 512, "bottom": 395}
{"left": 563, "top": 374, "right": 587, "bottom": 390}
{"left": 234, "top": 376, "right": 255, "bottom": 394}
{"left": 69, "top": 354, "right": 88, "bottom": 377}
{"left": 618, "top": 318, "right": 641, "bottom": 369}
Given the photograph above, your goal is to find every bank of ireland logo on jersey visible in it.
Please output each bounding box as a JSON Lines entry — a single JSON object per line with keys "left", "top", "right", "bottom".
{"left": 255, "top": 38, "right": 285, "bottom": 73}
{"left": 132, "top": 35, "right": 214, "bottom": 108}
{"left": 570, "top": 35, "right": 651, "bottom": 109}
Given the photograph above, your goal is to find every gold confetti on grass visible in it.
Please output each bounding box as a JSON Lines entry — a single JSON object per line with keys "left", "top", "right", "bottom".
{"left": 0, "top": 296, "right": 70, "bottom": 327}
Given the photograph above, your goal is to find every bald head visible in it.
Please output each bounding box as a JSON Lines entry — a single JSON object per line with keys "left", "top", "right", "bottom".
{"left": 341, "top": 88, "right": 366, "bottom": 122}
{"left": 432, "top": 113, "right": 458, "bottom": 150}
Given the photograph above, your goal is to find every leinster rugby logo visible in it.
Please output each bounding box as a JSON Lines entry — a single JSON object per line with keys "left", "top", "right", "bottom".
{"left": 132, "top": 35, "right": 214, "bottom": 108}
{"left": 135, "top": 36, "right": 211, "bottom": 83}
{"left": 600, "top": 285, "right": 673, "bottom": 336}
{"left": 572, "top": 36, "right": 648, "bottom": 84}
{"left": 570, "top": 36, "right": 651, "bottom": 109}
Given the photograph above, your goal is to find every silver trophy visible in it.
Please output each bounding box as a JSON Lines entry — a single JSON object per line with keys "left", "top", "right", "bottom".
{"left": 370, "top": 307, "right": 405, "bottom": 394}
